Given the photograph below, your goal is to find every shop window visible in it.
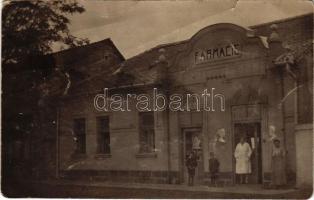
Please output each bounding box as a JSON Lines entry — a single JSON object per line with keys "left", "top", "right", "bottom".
{"left": 139, "top": 112, "right": 155, "bottom": 153}
{"left": 73, "top": 118, "right": 86, "bottom": 154}
{"left": 97, "top": 116, "right": 111, "bottom": 154}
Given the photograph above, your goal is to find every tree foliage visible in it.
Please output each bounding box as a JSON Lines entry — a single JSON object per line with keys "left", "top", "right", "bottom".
{"left": 2, "top": 0, "right": 89, "bottom": 102}
{"left": 2, "top": 0, "right": 89, "bottom": 135}
{"left": 2, "top": 1, "right": 90, "bottom": 180}
{"left": 2, "top": 0, "right": 89, "bottom": 66}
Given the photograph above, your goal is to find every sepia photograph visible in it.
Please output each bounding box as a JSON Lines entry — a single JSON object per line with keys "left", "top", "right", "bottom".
{"left": 1, "top": 0, "right": 313, "bottom": 199}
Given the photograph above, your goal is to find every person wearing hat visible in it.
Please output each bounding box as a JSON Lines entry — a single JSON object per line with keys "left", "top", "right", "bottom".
{"left": 271, "top": 138, "right": 287, "bottom": 188}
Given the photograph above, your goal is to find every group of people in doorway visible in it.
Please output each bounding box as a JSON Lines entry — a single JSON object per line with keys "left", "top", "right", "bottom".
{"left": 234, "top": 136, "right": 287, "bottom": 188}
{"left": 186, "top": 136, "right": 287, "bottom": 189}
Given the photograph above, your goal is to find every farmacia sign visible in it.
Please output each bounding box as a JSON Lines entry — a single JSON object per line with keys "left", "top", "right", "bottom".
{"left": 194, "top": 44, "right": 241, "bottom": 64}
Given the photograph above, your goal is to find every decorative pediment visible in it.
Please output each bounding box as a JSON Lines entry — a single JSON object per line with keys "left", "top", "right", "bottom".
{"left": 173, "top": 23, "right": 267, "bottom": 72}
{"left": 190, "top": 23, "right": 256, "bottom": 43}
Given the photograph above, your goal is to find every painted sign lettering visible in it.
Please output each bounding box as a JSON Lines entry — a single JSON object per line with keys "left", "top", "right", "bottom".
{"left": 194, "top": 44, "right": 241, "bottom": 64}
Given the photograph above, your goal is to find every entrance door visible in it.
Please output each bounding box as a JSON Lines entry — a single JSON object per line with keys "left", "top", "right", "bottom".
{"left": 182, "top": 128, "right": 203, "bottom": 185}
{"left": 234, "top": 123, "right": 262, "bottom": 184}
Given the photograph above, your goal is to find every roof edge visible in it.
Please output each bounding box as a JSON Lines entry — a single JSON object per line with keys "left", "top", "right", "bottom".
{"left": 249, "top": 12, "right": 313, "bottom": 29}
{"left": 51, "top": 38, "right": 125, "bottom": 61}
{"left": 125, "top": 13, "right": 313, "bottom": 62}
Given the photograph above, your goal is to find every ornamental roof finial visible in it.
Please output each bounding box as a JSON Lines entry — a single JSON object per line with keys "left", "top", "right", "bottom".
{"left": 158, "top": 48, "right": 166, "bottom": 62}
{"left": 268, "top": 24, "right": 281, "bottom": 43}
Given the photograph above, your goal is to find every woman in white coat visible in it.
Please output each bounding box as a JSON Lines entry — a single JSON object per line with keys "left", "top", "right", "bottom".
{"left": 234, "top": 137, "right": 252, "bottom": 184}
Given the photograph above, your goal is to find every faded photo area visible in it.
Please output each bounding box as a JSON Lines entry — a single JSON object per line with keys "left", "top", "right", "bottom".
{"left": 1, "top": 0, "right": 313, "bottom": 199}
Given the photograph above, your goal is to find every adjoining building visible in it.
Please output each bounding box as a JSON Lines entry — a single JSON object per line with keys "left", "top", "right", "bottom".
{"left": 56, "top": 14, "right": 313, "bottom": 188}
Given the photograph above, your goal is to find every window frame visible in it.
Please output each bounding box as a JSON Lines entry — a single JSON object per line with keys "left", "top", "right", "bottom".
{"left": 96, "top": 116, "right": 111, "bottom": 155}
{"left": 138, "top": 111, "right": 156, "bottom": 154}
{"left": 73, "top": 118, "right": 86, "bottom": 155}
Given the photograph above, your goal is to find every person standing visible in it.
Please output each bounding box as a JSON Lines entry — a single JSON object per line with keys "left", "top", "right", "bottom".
{"left": 208, "top": 152, "right": 220, "bottom": 186}
{"left": 271, "top": 139, "right": 286, "bottom": 188}
{"left": 186, "top": 150, "right": 198, "bottom": 186}
{"left": 234, "top": 137, "right": 252, "bottom": 184}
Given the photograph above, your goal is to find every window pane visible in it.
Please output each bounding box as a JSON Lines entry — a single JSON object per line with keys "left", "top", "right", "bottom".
{"left": 141, "top": 112, "right": 154, "bottom": 126}
{"left": 73, "top": 118, "right": 86, "bottom": 154}
{"left": 139, "top": 112, "right": 155, "bottom": 153}
{"left": 97, "top": 116, "right": 110, "bottom": 154}
{"left": 148, "top": 130, "right": 155, "bottom": 150}
{"left": 104, "top": 131, "right": 110, "bottom": 154}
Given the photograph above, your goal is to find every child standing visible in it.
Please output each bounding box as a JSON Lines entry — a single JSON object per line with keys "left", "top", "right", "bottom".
{"left": 208, "top": 152, "right": 220, "bottom": 186}
{"left": 186, "top": 150, "right": 198, "bottom": 186}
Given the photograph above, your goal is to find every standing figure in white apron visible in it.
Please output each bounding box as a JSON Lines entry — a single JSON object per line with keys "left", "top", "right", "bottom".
{"left": 234, "top": 137, "right": 252, "bottom": 184}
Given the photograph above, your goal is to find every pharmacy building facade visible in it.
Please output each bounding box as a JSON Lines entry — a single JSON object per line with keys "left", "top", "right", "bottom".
{"left": 56, "top": 14, "right": 313, "bottom": 188}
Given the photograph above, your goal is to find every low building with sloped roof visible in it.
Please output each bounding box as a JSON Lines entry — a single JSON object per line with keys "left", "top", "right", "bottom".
{"left": 57, "top": 13, "right": 313, "bottom": 188}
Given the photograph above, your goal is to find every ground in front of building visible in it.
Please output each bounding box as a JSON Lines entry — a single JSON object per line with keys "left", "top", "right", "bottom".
{"left": 2, "top": 179, "right": 313, "bottom": 199}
